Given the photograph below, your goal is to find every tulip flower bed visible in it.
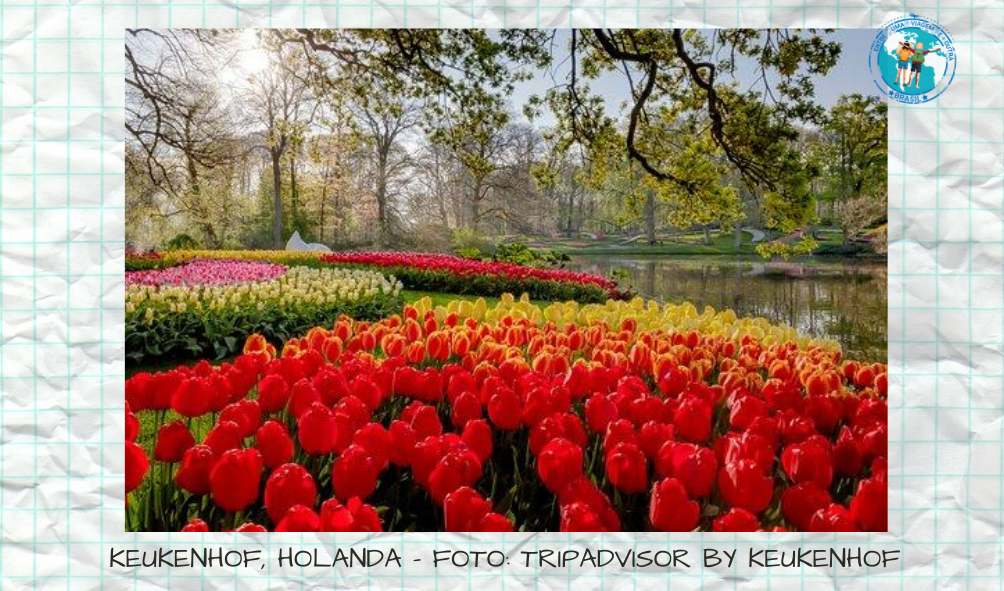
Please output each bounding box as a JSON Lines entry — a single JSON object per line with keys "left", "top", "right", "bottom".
{"left": 126, "top": 265, "right": 403, "bottom": 365}
{"left": 126, "top": 259, "right": 290, "bottom": 287}
{"left": 321, "top": 251, "right": 623, "bottom": 303}
{"left": 128, "top": 249, "right": 626, "bottom": 303}
{"left": 125, "top": 296, "right": 887, "bottom": 533}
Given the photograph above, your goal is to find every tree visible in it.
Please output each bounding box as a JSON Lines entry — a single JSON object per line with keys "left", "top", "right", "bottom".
{"left": 433, "top": 109, "right": 513, "bottom": 232}
{"left": 125, "top": 29, "right": 237, "bottom": 248}
{"left": 820, "top": 94, "right": 888, "bottom": 243}
{"left": 354, "top": 96, "right": 420, "bottom": 244}
{"left": 243, "top": 40, "right": 318, "bottom": 248}
{"left": 275, "top": 29, "right": 841, "bottom": 231}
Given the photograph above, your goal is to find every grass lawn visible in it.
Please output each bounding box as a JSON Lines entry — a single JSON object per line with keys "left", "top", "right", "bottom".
{"left": 402, "top": 290, "right": 501, "bottom": 308}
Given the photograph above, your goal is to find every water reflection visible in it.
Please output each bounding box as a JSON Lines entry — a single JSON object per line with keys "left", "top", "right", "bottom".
{"left": 567, "top": 256, "right": 887, "bottom": 362}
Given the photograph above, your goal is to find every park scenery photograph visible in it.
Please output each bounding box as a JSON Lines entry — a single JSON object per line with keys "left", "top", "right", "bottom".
{"left": 124, "top": 29, "right": 888, "bottom": 533}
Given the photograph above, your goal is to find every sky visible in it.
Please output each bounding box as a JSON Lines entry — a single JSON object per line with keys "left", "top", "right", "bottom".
{"left": 507, "top": 29, "right": 883, "bottom": 125}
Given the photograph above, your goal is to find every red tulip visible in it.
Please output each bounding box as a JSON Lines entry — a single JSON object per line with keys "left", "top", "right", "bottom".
{"left": 350, "top": 375, "right": 383, "bottom": 411}
{"left": 605, "top": 442, "right": 648, "bottom": 494}
{"left": 154, "top": 420, "right": 195, "bottom": 463}
{"left": 809, "top": 503, "right": 859, "bottom": 532}
{"left": 125, "top": 372, "right": 152, "bottom": 411}
{"left": 713, "top": 508, "right": 760, "bottom": 532}
{"left": 172, "top": 378, "right": 212, "bottom": 418}
{"left": 871, "top": 457, "right": 888, "bottom": 481}
{"left": 487, "top": 390, "right": 521, "bottom": 430}
{"left": 729, "top": 395, "right": 768, "bottom": 430}
{"left": 181, "top": 518, "right": 209, "bottom": 532}
{"left": 287, "top": 379, "right": 321, "bottom": 419}
{"left": 255, "top": 420, "right": 294, "bottom": 469}
{"left": 313, "top": 368, "right": 350, "bottom": 406}
{"left": 603, "top": 419, "right": 638, "bottom": 451}
{"left": 477, "top": 513, "right": 515, "bottom": 532}
{"left": 388, "top": 420, "right": 417, "bottom": 467}
{"left": 560, "top": 502, "right": 608, "bottom": 532}
{"left": 264, "top": 463, "right": 318, "bottom": 524}
{"left": 125, "top": 405, "right": 139, "bottom": 443}
{"left": 804, "top": 395, "right": 842, "bottom": 434}
{"left": 850, "top": 477, "right": 887, "bottom": 532}
{"left": 715, "top": 431, "right": 775, "bottom": 473}
{"left": 537, "top": 438, "right": 583, "bottom": 493}
{"left": 256, "top": 374, "right": 290, "bottom": 414}
{"left": 781, "top": 435, "right": 833, "bottom": 489}
{"left": 333, "top": 445, "right": 379, "bottom": 501}
{"left": 859, "top": 423, "right": 887, "bottom": 462}
{"left": 125, "top": 441, "right": 149, "bottom": 494}
{"left": 638, "top": 421, "right": 675, "bottom": 461}
{"left": 203, "top": 420, "right": 243, "bottom": 458}
{"left": 429, "top": 450, "right": 482, "bottom": 504}
{"left": 674, "top": 395, "right": 712, "bottom": 443}
{"left": 352, "top": 423, "right": 391, "bottom": 471}
{"left": 718, "top": 461, "right": 773, "bottom": 515}
{"left": 833, "top": 426, "right": 864, "bottom": 476}
{"left": 557, "top": 477, "right": 621, "bottom": 532}
{"left": 175, "top": 444, "right": 215, "bottom": 495}
{"left": 180, "top": 519, "right": 209, "bottom": 532}
{"left": 444, "top": 486, "right": 491, "bottom": 532}
{"left": 530, "top": 413, "right": 585, "bottom": 456}
{"left": 210, "top": 448, "right": 262, "bottom": 513}
{"left": 319, "top": 497, "right": 383, "bottom": 532}
{"left": 235, "top": 522, "right": 268, "bottom": 532}
{"left": 584, "top": 393, "right": 618, "bottom": 435}
{"left": 781, "top": 483, "right": 831, "bottom": 532}
{"left": 147, "top": 371, "right": 178, "bottom": 410}
{"left": 779, "top": 411, "right": 816, "bottom": 445}
{"left": 451, "top": 391, "right": 482, "bottom": 429}
{"left": 275, "top": 505, "right": 320, "bottom": 532}
{"left": 461, "top": 419, "right": 493, "bottom": 464}
{"left": 649, "top": 478, "right": 700, "bottom": 532}
{"left": 657, "top": 442, "right": 717, "bottom": 499}
{"left": 219, "top": 399, "right": 262, "bottom": 439}
{"left": 298, "top": 402, "right": 338, "bottom": 455}
{"left": 408, "top": 403, "right": 443, "bottom": 440}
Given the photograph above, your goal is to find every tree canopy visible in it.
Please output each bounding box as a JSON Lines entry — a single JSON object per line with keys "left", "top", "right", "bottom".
{"left": 125, "top": 28, "right": 883, "bottom": 253}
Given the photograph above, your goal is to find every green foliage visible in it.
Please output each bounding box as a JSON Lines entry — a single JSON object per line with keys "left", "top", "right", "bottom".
{"left": 451, "top": 228, "right": 495, "bottom": 256}
{"left": 812, "top": 241, "right": 873, "bottom": 257}
{"left": 755, "top": 236, "right": 819, "bottom": 260}
{"left": 164, "top": 233, "right": 200, "bottom": 251}
{"left": 455, "top": 247, "right": 483, "bottom": 260}
{"left": 819, "top": 94, "right": 888, "bottom": 203}
{"left": 492, "top": 242, "right": 540, "bottom": 266}
{"left": 493, "top": 242, "right": 570, "bottom": 268}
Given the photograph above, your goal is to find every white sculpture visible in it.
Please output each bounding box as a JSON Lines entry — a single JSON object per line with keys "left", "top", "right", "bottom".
{"left": 285, "top": 230, "right": 332, "bottom": 252}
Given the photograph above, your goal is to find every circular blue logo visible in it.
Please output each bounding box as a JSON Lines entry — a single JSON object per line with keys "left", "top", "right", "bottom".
{"left": 869, "top": 14, "right": 957, "bottom": 104}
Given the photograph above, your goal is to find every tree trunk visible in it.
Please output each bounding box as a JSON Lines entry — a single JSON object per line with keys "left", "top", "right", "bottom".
{"left": 289, "top": 153, "right": 298, "bottom": 234}
{"left": 566, "top": 189, "right": 575, "bottom": 236}
{"left": 702, "top": 225, "right": 712, "bottom": 246}
{"left": 471, "top": 179, "right": 483, "bottom": 232}
{"left": 271, "top": 149, "right": 283, "bottom": 249}
{"left": 376, "top": 152, "right": 390, "bottom": 245}
{"left": 644, "top": 187, "right": 657, "bottom": 245}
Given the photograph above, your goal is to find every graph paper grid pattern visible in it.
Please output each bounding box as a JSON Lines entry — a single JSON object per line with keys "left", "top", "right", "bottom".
{"left": 0, "top": 1, "right": 1001, "bottom": 589}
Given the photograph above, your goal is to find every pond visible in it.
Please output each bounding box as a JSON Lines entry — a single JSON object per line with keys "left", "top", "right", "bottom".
{"left": 565, "top": 255, "right": 887, "bottom": 363}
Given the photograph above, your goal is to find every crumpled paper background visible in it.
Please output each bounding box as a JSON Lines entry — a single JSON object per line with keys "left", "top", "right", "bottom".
{"left": 1, "top": 1, "right": 1000, "bottom": 589}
